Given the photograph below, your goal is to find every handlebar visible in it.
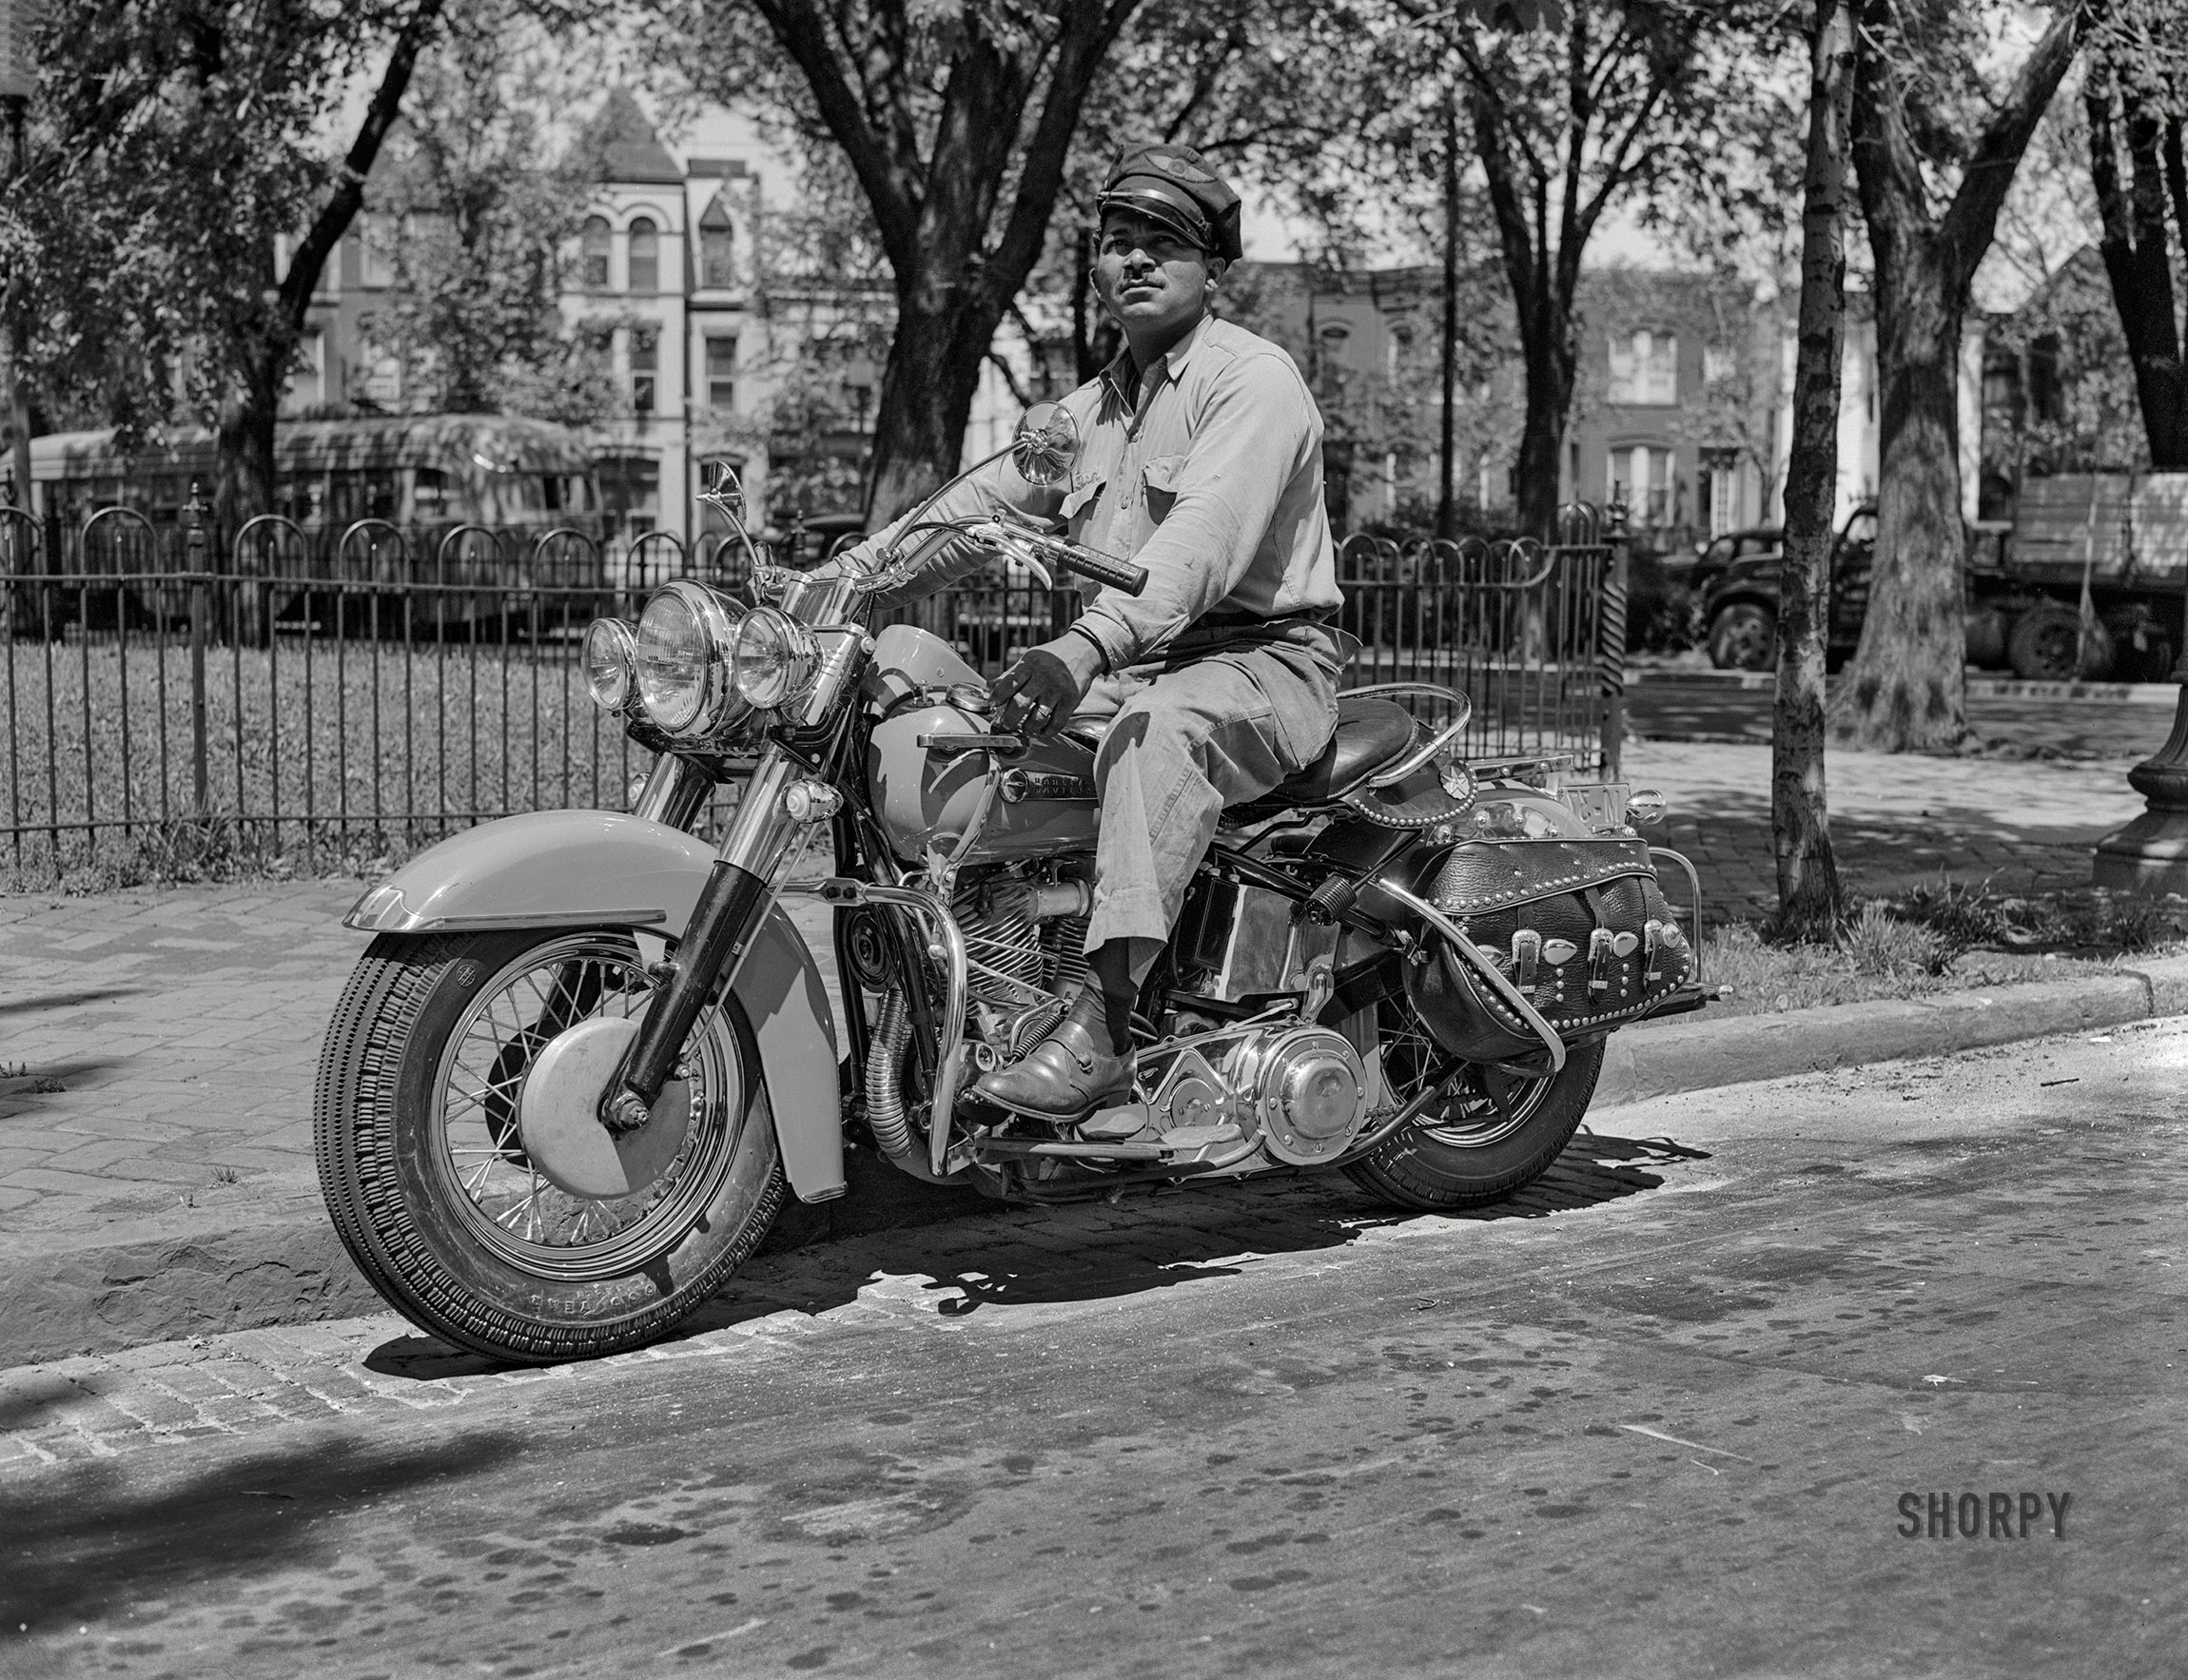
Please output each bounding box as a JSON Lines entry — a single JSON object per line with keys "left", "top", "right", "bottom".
{"left": 857, "top": 518, "right": 1150, "bottom": 599}
{"left": 1026, "top": 532, "right": 1149, "bottom": 597}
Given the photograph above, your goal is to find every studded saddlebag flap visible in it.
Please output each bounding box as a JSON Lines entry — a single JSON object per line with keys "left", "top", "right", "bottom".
{"left": 1404, "top": 837, "right": 1694, "bottom": 1063}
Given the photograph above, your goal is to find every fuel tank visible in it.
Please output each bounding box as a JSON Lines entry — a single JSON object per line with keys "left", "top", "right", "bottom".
{"left": 865, "top": 625, "right": 1102, "bottom": 864}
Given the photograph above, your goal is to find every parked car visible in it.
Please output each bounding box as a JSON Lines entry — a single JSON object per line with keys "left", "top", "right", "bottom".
{"left": 1701, "top": 505, "right": 1875, "bottom": 672}
{"left": 1683, "top": 524, "right": 1784, "bottom": 596}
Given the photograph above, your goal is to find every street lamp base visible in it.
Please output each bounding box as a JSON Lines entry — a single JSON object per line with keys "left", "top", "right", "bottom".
{"left": 2092, "top": 811, "right": 2188, "bottom": 895}
{"left": 2093, "top": 681, "right": 2188, "bottom": 897}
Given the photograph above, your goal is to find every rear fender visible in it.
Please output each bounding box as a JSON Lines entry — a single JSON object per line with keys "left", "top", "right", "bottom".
{"left": 345, "top": 811, "right": 844, "bottom": 1203}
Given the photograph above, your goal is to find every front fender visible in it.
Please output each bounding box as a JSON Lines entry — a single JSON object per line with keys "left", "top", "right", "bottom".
{"left": 346, "top": 811, "right": 844, "bottom": 1204}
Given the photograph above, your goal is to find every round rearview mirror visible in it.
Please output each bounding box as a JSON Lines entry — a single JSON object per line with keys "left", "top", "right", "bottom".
{"left": 698, "top": 458, "right": 746, "bottom": 521}
{"left": 1009, "top": 403, "right": 1079, "bottom": 487}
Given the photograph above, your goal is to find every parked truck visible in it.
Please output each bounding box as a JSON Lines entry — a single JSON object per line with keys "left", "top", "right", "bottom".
{"left": 1700, "top": 471, "right": 2188, "bottom": 681}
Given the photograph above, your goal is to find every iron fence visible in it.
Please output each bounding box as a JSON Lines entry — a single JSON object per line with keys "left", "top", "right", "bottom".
{"left": 2, "top": 504, "right": 1626, "bottom": 878}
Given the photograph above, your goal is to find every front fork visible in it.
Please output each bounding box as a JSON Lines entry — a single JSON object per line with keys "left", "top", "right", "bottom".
{"left": 604, "top": 749, "right": 804, "bottom": 1133}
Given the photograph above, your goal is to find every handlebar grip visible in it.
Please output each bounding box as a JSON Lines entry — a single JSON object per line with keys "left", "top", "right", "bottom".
{"left": 1054, "top": 543, "right": 1149, "bottom": 597}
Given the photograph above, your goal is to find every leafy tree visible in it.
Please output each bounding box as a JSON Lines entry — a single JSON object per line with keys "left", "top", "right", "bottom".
{"left": 367, "top": 12, "right": 618, "bottom": 425}
{"left": 1430, "top": 0, "right": 1794, "bottom": 538}
{"left": 9, "top": 1, "right": 449, "bottom": 534}
{"left": 660, "top": 0, "right": 1147, "bottom": 526}
{"left": 657, "top": 0, "right": 1409, "bottom": 525}
{"left": 2082, "top": 0, "right": 2188, "bottom": 468}
{"left": 1834, "top": 0, "right": 2082, "bottom": 752}
{"left": 1987, "top": 244, "right": 2151, "bottom": 479}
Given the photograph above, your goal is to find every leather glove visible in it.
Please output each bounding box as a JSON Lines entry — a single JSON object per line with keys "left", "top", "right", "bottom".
{"left": 988, "top": 634, "right": 1102, "bottom": 737}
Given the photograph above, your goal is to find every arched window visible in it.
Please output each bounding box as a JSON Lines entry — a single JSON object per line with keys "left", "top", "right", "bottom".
{"left": 699, "top": 198, "right": 735, "bottom": 289}
{"left": 580, "top": 217, "right": 610, "bottom": 290}
{"left": 628, "top": 217, "right": 659, "bottom": 293}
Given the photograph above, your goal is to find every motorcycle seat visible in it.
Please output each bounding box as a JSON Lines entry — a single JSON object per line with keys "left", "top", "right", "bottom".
{"left": 1259, "top": 694, "right": 1416, "bottom": 805}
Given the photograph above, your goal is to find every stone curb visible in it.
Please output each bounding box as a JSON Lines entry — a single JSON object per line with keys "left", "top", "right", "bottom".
{"left": 1594, "top": 953, "right": 2188, "bottom": 1107}
{"left": 9, "top": 958, "right": 2187, "bottom": 1372}
{"left": 1630, "top": 668, "right": 2179, "bottom": 703}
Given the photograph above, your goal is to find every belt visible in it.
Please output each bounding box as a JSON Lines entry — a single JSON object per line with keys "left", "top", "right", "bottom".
{"left": 1190, "top": 607, "right": 1335, "bottom": 635}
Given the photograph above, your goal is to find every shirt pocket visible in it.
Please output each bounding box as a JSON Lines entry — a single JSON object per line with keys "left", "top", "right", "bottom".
{"left": 1141, "top": 454, "right": 1186, "bottom": 524}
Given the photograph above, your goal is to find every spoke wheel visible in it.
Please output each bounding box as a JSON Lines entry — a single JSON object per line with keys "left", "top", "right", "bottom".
{"left": 317, "top": 928, "right": 785, "bottom": 1364}
{"left": 430, "top": 933, "right": 744, "bottom": 1276}
{"left": 1343, "top": 996, "right": 1603, "bottom": 1211}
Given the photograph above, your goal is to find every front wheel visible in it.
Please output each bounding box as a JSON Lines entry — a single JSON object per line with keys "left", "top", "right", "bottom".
{"left": 315, "top": 928, "right": 784, "bottom": 1364}
{"left": 1343, "top": 997, "right": 1605, "bottom": 1210}
{"left": 1706, "top": 600, "right": 1776, "bottom": 671}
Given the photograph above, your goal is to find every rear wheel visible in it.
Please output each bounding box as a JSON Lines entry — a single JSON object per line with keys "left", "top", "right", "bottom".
{"left": 1343, "top": 996, "right": 1604, "bottom": 1210}
{"left": 2008, "top": 604, "right": 2115, "bottom": 680}
{"left": 316, "top": 928, "right": 783, "bottom": 1364}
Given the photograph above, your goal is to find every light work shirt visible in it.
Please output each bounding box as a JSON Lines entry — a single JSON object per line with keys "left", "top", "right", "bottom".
{"left": 850, "top": 314, "right": 1342, "bottom": 671}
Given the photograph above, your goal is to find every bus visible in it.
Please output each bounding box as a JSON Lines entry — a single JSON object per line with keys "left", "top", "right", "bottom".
{"left": 3, "top": 414, "right": 607, "bottom": 637}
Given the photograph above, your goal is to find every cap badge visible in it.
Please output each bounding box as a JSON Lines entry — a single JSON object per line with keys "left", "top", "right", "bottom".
{"left": 1142, "top": 147, "right": 1216, "bottom": 183}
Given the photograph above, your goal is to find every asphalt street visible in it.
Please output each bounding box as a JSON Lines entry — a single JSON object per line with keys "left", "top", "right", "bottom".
{"left": 5, "top": 1023, "right": 2184, "bottom": 1678}
{"left": 1629, "top": 679, "right": 2176, "bottom": 758}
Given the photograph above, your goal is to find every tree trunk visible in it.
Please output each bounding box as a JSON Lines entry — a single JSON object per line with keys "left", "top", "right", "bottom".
{"left": 2086, "top": 70, "right": 2188, "bottom": 470}
{"left": 213, "top": 373, "right": 280, "bottom": 546}
{"left": 864, "top": 277, "right": 1006, "bottom": 527}
{"left": 1832, "top": 243, "right": 1967, "bottom": 751}
{"left": 207, "top": 1, "right": 438, "bottom": 543}
{"left": 1437, "top": 94, "right": 1459, "bottom": 540}
{"left": 215, "top": 236, "right": 287, "bottom": 541}
{"left": 1838, "top": 3, "right": 2080, "bottom": 752}
{"left": 1513, "top": 331, "right": 1572, "bottom": 540}
{"left": 1772, "top": 0, "right": 1852, "bottom": 942}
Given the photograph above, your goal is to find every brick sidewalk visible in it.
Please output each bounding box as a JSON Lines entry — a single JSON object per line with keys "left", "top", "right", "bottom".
{"left": 0, "top": 740, "right": 2151, "bottom": 1277}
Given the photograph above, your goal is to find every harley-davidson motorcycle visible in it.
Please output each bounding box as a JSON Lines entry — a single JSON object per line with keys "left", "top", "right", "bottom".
{"left": 315, "top": 406, "right": 1705, "bottom": 1365}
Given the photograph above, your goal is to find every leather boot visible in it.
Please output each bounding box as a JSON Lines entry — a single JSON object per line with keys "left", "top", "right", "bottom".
{"left": 972, "top": 989, "right": 1134, "bottom": 1124}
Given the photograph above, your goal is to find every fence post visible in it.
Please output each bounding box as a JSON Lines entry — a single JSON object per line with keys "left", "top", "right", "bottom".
{"left": 1599, "top": 498, "right": 1630, "bottom": 781}
{"left": 186, "top": 479, "right": 209, "bottom": 815}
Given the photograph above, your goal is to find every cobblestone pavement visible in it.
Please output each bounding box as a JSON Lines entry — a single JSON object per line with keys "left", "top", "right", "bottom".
{"left": 0, "top": 1154, "right": 1664, "bottom": 1475}
{"left": 0, "top": 739, "right": 2151, "bottom": 1284}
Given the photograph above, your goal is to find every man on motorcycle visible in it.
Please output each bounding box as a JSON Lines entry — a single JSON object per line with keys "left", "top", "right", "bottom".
{"left": 831, "top": 144, "right": 1345, "bottom": 1124}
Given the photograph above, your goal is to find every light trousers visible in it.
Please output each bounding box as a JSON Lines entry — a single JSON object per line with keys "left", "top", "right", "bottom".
{"left": 1080, "top": 639, "right": 1340, "bottom": 979}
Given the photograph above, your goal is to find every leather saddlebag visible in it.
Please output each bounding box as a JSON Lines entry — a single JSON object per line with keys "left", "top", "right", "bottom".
{"left": 1403, "top": 836, "right": 1694, "bottom": 1062}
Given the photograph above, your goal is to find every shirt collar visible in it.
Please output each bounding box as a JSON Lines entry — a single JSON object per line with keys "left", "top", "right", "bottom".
{"left": 1100, "top": 311, "right": 1220, "bottom": 410}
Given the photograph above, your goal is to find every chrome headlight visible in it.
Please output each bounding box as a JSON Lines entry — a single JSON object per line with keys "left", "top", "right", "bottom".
{"left": 731, "top": 606, "right": 821, "bottom": 712}
{"left": 583, "top": 617, "right": 636, "bottom": 711}
{"left": 635, "top": 581, "right": 746, "bottom": 735}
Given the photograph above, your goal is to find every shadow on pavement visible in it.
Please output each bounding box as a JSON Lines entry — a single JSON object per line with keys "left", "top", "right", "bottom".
{"left": 0, "top": 985, "right": 151, "bottom": 1019}
{"left": 0, "top": 1057, "right": 130, "bottom": 1117}
{"left": 361, "top": 1133, "right": 1704, "bottom": 1377}
{"left": 0, "top": 1429, "right": 528, "bottom": 1627}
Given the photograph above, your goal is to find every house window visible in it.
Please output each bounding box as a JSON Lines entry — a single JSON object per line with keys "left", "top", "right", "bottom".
{"left": 581, "top": 217, "right": 611, "bottom": 289}
{"left": 1386, "top": 322, "right": 1414, "bottom": 384}
{"left": 1699, "top": 448, "right": 1738, "bottom": 536}
{"left": 1702, "top": 343, "right": 1737, "bottom": 388}
{"left": 1608, "top": 329, "right": 1677, "bottom": 405}
{"left": 630, "top": 327, "right": 657, "bottom": 414}
{"left": 1610, "top": 444, "right": 1672, "bottom": 525}
{"left": 698, "top": 198, "right": 735, "bottom": 288}
{"left": 358, "top": 215, "right": 396, "bottom": 288}
{"left": 705, "top": 337, "right": 737, "bottom": 411}
{"left": 628, "top": 217, "right": 659, "bottom": 294}
{"left": 411, "top": 467, "right": 448, "bottom": 518}
{"left": 286, "top": 329, "right": 326, "bottom": 411}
